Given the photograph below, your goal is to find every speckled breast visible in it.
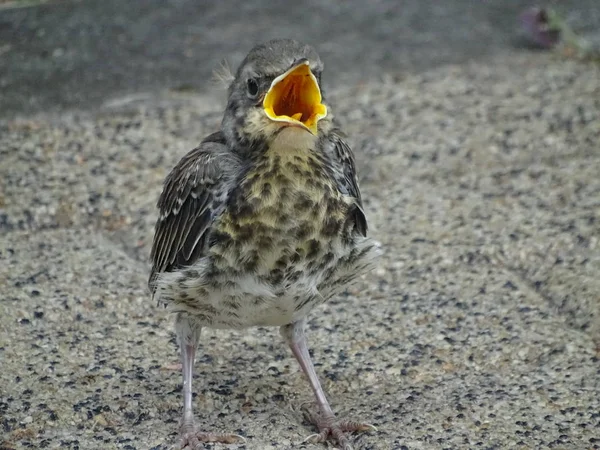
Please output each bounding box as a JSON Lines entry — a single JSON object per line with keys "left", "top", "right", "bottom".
{"left": 210, "top": 141, "right": 355, "bottom": 284}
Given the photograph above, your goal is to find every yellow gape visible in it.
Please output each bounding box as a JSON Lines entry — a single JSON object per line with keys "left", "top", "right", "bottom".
{"left": 263, "top": 60, "right": 327, "bottom": 134}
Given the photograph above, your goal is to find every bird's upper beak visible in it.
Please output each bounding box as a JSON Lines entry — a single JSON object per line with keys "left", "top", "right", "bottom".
{"left": 263, "top": 60, "right": 327, "bottom": 135}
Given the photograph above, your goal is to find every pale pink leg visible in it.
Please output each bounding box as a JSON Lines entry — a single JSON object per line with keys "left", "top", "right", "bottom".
{"left": 174, "top": 314, "right": 245, "bottom": 449}
{"left": 280, "top": 319, "right": 377, "bottom": 450}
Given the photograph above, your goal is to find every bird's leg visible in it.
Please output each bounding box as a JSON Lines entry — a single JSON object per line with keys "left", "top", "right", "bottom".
{"left": 180, "top": 329, "right": 197, "bottom": 434}
{"left": 280, "top": 319, "right": 376, "bottom": 450}
{"left": 174, "top": 314, "right": 244, "bottom": 449}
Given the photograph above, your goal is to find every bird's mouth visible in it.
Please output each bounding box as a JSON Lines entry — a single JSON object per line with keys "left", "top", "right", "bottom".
{"left": 263, "top": 60, "right": 327, "bottom": 135}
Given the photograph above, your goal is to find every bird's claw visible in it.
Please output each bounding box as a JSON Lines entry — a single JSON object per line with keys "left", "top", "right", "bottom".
{"left": 301, "top": 406, "right": 377, "bottom": 449}
{"left": 176, "top": 430, "right": 246, "bottom": 449}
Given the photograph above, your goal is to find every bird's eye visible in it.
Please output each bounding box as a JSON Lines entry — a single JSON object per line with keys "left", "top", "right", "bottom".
{"left": 246, "top": 78, "right": 259, "bottom": 97}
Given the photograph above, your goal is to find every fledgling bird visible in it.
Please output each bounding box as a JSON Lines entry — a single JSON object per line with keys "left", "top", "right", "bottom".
{"left": 149, "top": 39, "right": 381, "bottom": 450}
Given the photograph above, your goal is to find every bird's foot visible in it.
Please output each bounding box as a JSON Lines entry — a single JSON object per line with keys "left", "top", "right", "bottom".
{"left": 176, "top": 427, "right": 246, "bottom": 449}
{"left": 301, "top": 406, "right": 377, "bottom": 450}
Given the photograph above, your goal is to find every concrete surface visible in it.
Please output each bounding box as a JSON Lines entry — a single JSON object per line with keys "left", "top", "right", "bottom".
{"left": 1, "top": 0, "right": 600, "bottom": 119}
{"left": 1, "top": 48, "right": 599, "bottom": 450}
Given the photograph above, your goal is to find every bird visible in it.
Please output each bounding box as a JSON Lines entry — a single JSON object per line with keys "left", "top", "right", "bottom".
{"left": 148, "top": 39, "right": 381, "bottom": 450}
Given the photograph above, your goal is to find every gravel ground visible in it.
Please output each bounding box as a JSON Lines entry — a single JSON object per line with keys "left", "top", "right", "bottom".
{"left": 1, "top": 0, "right": 599, "bottom": 118}
{"left": 1, "top": 52, "right": 599, "bottom": 449}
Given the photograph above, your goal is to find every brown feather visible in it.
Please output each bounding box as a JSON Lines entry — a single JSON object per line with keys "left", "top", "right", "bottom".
{"left": 148, "top": 132, "right": 242, "bottom": 292}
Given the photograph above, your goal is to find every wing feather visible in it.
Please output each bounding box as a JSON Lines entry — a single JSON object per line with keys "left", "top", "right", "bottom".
{"left": 324, "top": 129, "right": 368, "bottom": 236}
{"left": 149, "top": 133, "right": 241, "bottom": 292}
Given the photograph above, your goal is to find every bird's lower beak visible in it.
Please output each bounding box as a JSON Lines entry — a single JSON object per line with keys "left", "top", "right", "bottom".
{"left": 263, "top": 60, "right": 327, "bottom": 135}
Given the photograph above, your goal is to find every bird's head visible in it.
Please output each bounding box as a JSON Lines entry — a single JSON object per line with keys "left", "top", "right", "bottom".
{"left": 221, "top": 39, "right": 330, "bottom": 149}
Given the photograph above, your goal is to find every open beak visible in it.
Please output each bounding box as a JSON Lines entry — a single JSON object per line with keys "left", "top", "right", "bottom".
{"left": 263, "top": 60, "right": 327, "bottom": 135}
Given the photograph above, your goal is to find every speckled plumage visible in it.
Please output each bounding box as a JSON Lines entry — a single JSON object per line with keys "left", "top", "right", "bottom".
{"left": 148, "top": 39, "right": 380, "bottom": 450}
{"left": 150, "top": 127, "right": 378, "bottom": 329}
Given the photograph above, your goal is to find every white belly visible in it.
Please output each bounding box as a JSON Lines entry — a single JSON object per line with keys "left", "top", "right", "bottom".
{"left": 153, "top": 237, "right": 381, "bottom": 329}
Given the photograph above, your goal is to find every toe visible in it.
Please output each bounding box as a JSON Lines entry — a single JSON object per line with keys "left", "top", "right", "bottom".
{"left": 215, "top": 433, "right": 246, "bottom": 444}
{"left": 330, "top": 427, "right": 352, "bottom": 450}
{"left": 177, "top": 431, "right": 245, "bottom": 448}
{"left": 176, "top": 432, "right": 199, "bottom": 450}
{"left": 302, "top": 431, "right": 327, "bottom": 444}
{"left": 339, "top": 420, "right": 378, "bottom": 433}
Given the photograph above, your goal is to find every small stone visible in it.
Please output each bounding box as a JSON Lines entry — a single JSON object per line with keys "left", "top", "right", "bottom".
{"left": 93, "top": 414, "right": 108, "bottom": 427}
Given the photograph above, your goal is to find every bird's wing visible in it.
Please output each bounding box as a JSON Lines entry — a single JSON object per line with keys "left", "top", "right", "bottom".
{"left": 324, "top": 129, "right": 368, "bottom": 237}
{"left": 149, "top": 132, "right": 241, "bottom": 292}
